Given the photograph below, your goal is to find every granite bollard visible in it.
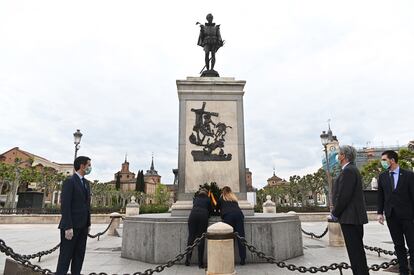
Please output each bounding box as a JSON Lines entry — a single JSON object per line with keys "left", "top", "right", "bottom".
{"left": 108, "top": 212, "right": 123, "bottom": 236}
{"left": 207, "top": 222, "right": 236, "bottom": 275}
{"left": 328, "top": 220, "right": 344, "bottom": 247}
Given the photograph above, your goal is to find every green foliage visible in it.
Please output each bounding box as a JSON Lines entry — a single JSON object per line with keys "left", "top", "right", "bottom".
{"left": 398, "top": 148, "right": 414, "bottom": 170}
{"left": 154, "top": 184, "right": 170, "bottom": 206}
{"left": 255, "top": 169, "right": 327, "bottom": 211}
{"left": 115, "top": 172, "right": 120, "bottom": 191}
{"left": 135, "top": 170, "right": 145, "bottom": 193}
{"left": 360, "top": 159, "right": 382, "bottom": 189}
{"left": 360, "top": 148, "right": 414, "bottom": 189}
{"left": 196, "top": 182, "right": 221, "bottom": 202}
{"left": 139, "top": 204, "right": 169, "bottom": 214}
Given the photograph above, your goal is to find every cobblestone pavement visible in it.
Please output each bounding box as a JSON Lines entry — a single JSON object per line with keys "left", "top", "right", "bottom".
{"left": 0, "top": 221, "right": 398, "bottom": 275}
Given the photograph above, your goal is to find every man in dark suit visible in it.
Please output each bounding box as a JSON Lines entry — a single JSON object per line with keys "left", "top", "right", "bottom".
{"left": 377, "top": 150, "right": 414, "bottom": 275}
{"left": 56, "top": 156, "right": 92, "bottom": 275}
{"left": 330, "top": 145, "right": 369, "bottom": 275}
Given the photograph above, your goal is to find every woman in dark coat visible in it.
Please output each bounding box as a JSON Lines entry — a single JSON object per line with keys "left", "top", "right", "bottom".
{"left": 217, "top": 186, "right": 246, "bottom": 265}
{"left": 185, "top": 188, "right": 212, "bottom": 268}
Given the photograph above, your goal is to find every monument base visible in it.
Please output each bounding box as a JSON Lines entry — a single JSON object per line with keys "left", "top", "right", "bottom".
{"left": 200, "top": 69, "right": 219, "bottom": 77}
{"left": 121, "top": 213, "right": 303, "bottom": 264}
{"left": 170, "top": 200, "right": 254, "bottom": 217}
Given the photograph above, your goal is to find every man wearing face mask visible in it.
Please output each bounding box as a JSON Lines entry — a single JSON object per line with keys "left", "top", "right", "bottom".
{"left": 377, "top": 150, "right": 414, "bottom": 275}
{"left": 56, "top": 156, "right": 92, "bottom": 275}
{"left": 330, "top": 145, "right": 369, "bottom": 275}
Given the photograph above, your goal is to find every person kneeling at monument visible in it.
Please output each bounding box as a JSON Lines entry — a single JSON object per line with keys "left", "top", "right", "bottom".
{"left": 217, "top": 186, "right": 246, "bottom": 265}
{"left": 186, "top": 188, "right": 213, "bottom": 268}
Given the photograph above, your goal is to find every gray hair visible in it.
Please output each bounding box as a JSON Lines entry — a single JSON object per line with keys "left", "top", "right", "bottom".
{"left": 339, "top": 145, "right": 357, "bottom": 163}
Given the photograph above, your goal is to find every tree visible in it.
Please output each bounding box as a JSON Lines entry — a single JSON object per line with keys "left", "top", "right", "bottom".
{"left": 4, "top": 158, "right": 39, "bottom": 208}
{"left": 360, "top": 159, "right": 382, "bottom": 189}
{"left": 136, "top": 170, "right": 145, "bottom": 193}
{"left": 287, "top": 175, "right": 305, "bottom": 206}
{"left": 398, "top": 148, "right": 414, "bottom": 170}
{"left": 115, "top": 172, "right": 121, "bottom": 191}
{"left": 154, "top": 184, "right": 170, "bottom": 206}
{"left": 306, "top": 169, "right": 327, "bottom": 206}
{"left": 37, "top": 166, "right": 65, "bottom": 207}
{"left": 0, "top": 162, "right": 14, "bottom": 197}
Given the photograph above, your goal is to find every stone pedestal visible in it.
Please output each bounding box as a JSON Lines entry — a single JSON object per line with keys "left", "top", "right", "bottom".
{"left": 122, "top": 213, "right": 303, "bottom": 264}
{"left": 328, "top": 221, "right": 345, "bottom": 247}
{"left": 125, "top": 196, "right": 140, "bottom": 217}
{"left": 262, "top": 195, "right": 276, "bottom": 214}
{"left": 171, "top": 77, "right": 253, "bottom": 216}
{"left": 206, "top": 222, "right": 236, "bottom": 275}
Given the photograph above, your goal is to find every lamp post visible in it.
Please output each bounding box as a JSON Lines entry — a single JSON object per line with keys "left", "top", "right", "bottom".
{"left": 73, "top": 129, "right": 83, "bottom": 161}
{"left": 320, "top": 130, "right": 333, "bottom": 210}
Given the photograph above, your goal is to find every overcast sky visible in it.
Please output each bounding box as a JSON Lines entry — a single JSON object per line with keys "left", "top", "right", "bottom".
{"left": 1, "top": 1, "right": 413, "bottom": 189}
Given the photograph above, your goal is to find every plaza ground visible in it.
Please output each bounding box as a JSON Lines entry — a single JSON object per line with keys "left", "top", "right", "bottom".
{"left": 0, "top": 221, "right": 398, "bottom": 275}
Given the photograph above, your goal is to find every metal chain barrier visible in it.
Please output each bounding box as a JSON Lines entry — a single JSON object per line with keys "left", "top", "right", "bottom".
{"left": 19, "top": 243, "right": 61, "bottom": 262}
{"left": 88, "top": 217, "right": 115, "bottom": 240}
{"left": 0, "top": 233, "right": 206, "bottom": 275}
{"left": 0, "top": 239, "right": 56, "bottom": 275}
{"left": 11, "top": 216, "right": 118, "bottom": 264}
{"left": 364, "top": 245, "right": 397, "bottom": 257}
{"left": 300, "top": 225, "right": 399, "bottom": 258}
{"left": 234, "top": 232, "right": 399, "bottom": 274}
{"left": 301, "top": 226, "right": 329, "bottom": 239}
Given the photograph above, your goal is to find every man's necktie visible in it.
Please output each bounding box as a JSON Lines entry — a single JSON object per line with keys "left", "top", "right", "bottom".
{"left": 390, "top": 171, "right": 396, "bottom": 190}
{"left": 81, "top": 178, "right": 88, "bottom": 194}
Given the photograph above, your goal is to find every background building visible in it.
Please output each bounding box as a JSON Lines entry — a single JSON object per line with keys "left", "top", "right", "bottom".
{"left": 355, "top": 145, "right": 405, "bottom": 169}
{"left": 112, "top": 157, "right": 136, "bottom": 192}
{"left": 0, "top": 147, "right": 73, "bottom": 176}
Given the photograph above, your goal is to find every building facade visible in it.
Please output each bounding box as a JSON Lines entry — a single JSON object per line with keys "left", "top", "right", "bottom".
{"left": 113, "top": 157, "right": 136, "bottom": 192}
{"left": 0, "top": 147, "right": 73, "bottom": 204}
{"left": 144, "top": 157, "right": 161, "bottom": 195}
{"left": 355, "top": 145, "right": 405, "bottom": 169}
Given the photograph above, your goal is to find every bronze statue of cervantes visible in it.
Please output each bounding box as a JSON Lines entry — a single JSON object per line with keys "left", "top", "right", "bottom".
{"left": 197, "top": 13, "right": 224, "bottom": 77}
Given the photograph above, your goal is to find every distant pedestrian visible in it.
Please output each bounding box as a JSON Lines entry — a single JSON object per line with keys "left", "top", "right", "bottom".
{"left": 217, "top": 186, "right": 246, "bottom": 265}
{"left": 185, "top": 188, "right": 212, "bottom": 268}
{"left": 56, "top": 156, "right": 92, "bottom": 275}
{"left": 330, "top": 145, "right": 369, "bottom": 275}
{"left": 377, "top": 150, "right": 414, "bottom": 275}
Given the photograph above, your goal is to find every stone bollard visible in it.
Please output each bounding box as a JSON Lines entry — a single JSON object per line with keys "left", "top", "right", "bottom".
{"left": 207, "top": 222, "right": 236, "bottom": 275}
{"left": 107, "top": 212, "right": 123, "bottom": 236}
{"left": 262, "top": 195, "right": 276, "bottom": 213}
{"left": 4, "top": 258, "right": 37, "bottom": 275}
{"left": 125, "top": 195, "right": 140, "bottom": 217}
{"left": 328, "top": 220, "right": 344, "bottom": 247}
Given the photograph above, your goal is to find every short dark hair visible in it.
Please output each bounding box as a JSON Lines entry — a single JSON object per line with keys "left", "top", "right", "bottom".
{"left": 382, "top": 150, "right": 398, "bottom": 163}
{"left": 74, "top": 156, "right": 91, "bottom": 171}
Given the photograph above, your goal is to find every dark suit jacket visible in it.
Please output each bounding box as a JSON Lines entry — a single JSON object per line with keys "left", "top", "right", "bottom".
{"left": 377, "top": 168, "right": 414, "bottom": 220}
{"left": 332, "top": 163, "right": 368, "bottom": 225}
{"left": 58, "top": 174, "right": 91, "bottom": 230}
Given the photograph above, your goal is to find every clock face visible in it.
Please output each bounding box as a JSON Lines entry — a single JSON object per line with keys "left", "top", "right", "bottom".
{"left": 329, "top": 146, "right": 336, "bottom": 152}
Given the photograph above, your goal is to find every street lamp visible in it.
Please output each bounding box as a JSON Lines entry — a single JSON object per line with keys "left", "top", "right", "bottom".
{"left": 73, "top": 129, "right": 83, "bottom": 160}
{"left": 320, "top": 130, "right": 333, "bottom": 210}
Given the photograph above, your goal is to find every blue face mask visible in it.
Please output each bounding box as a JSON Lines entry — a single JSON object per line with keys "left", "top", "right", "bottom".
{"left": 84, "top": 166, "right": 92, "bottom": 175}
{"left": 381, "top": 160, "right": 390, "bottom": 170}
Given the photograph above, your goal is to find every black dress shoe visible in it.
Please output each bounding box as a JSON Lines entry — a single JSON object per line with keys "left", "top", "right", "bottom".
{"left": 185, "top": 260, "right": 190, "bottom": 266}
{"left": 240, "top": 258, "right": 246, "bottom": 265}
{"left": 198, "top": 263, "right": 205, "bottom": 269}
